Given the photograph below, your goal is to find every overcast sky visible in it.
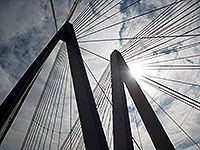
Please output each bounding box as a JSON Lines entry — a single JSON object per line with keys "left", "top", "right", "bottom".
{"left": 0, "top": 0, "right": 200, "bottom": 149}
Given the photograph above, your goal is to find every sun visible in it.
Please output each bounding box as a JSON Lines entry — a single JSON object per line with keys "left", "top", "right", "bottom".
{"left": 129, "top": 63, "right": 147, "bottom": 79}
{"left": 128, "top": 62, "right": 159, "bottom": 95}
{"left": 128, "top": 63, "right": 156, "bottom": 95}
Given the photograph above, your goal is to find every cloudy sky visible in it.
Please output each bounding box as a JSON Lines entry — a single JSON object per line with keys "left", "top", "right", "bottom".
{"left": 0, "top": 0, "right": 200, "bottom": 149}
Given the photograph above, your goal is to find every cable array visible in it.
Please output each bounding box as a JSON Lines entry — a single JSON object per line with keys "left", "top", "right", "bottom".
{"left": 21, "top": 43, "right": 71, "bottom": 150}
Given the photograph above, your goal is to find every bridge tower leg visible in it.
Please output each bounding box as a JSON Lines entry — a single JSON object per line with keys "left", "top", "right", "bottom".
{"left": 111, "top": 50, "right": 174, "bottom": 150}
{"left": 111, "top": 50, "right": 134, "bottom": 150}
{"left": 60, "top": 23, "right": 109, "bottom": 150}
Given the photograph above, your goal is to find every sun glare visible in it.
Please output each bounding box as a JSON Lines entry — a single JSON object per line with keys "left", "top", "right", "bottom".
{"left": 128, "top": 63, "right": 159, "bottom": 96}
{"left": 129, "top": 63, "right": 146, "bottom": 78}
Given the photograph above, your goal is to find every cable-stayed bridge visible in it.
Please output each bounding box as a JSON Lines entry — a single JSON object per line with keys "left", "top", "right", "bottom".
{"left": 0, "top": 0, "right": 200, "bottom": 149}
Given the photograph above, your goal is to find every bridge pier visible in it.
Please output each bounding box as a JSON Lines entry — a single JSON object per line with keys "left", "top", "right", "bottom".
{"left": 111, "top": 50, "right": 175, "bottom": 150}
{"left": 111, "top": 50, "right": 134, "bottom": 150}
{"left": 61, "top": 23, "right": 109, "bottom": 150}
